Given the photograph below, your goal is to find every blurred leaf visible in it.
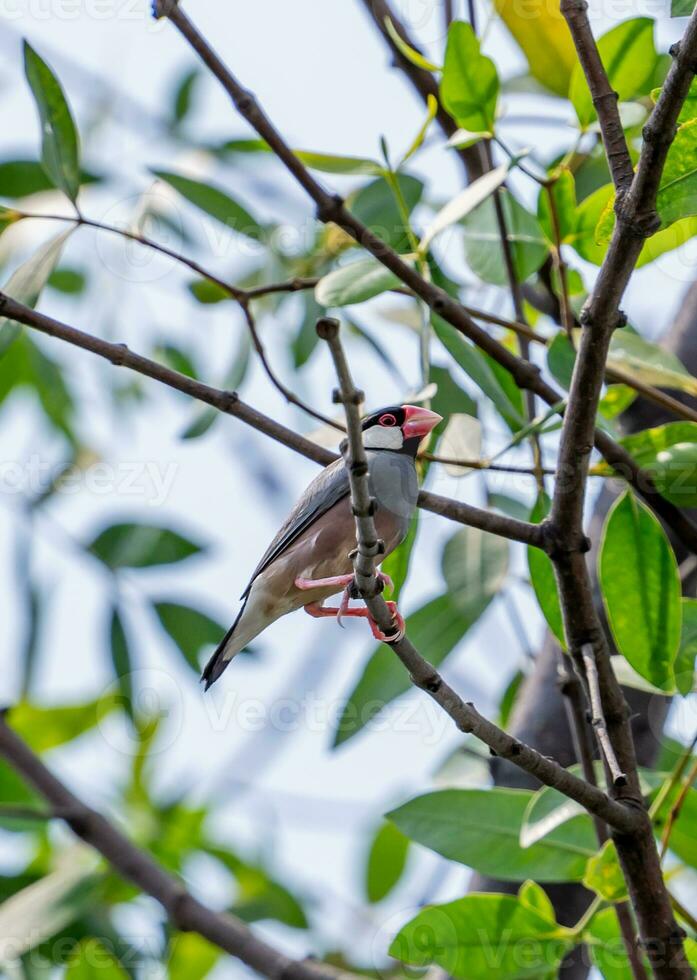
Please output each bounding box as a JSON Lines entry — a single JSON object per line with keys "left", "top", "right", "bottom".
{"left": 390, "top": 891, "right": 573, "bottom": 980}
{"left": 585, "top": 907, "right": 651, "bottom": 980}
{"left": 662, "top": 786, "right": 697, "bottom": 867}
{"left": 537, "top": 170, "right": 576, "bottom": 245}
{"left": 348, "top": 174, "right": 423, "bottom": 252}
{"left": 154, "top": 343, "right": 198, "bottom": 379}
{"left": 88, "top": 522, "right": 205, "bottom": 569}
{"left": 365, "top": 822, "right": 410, "bottom": 903}
{"left": 489, "top": 492, "right": 530, "bottom": 523}
{"left": 23, "top": 42, "right": 81, "bottom": 203}
{"left": 433, "top": 315, "right": 525, "bottom": 430}
{"left": 384, "top": 16, "right": 441, "bottom": 72}
{"left": 546, "top": 332, "right": 575, "bottom": 390}
{"left": 494, "top": 0, "right": 576, "bottom": 97}
{"left": 420, "top": 164, "right": 511, "bottom": 254}
{"left": 170, "top": 68, "right": 200, "bottom": 128}
{"left": 11, "top": 697, "right": 116, "bottom": 753}
{"left": 401, "top": 93, "right": 439, "bottom": 165}
{"left": 293, "top": 150, "right": 383, "bottom": 176}
{"left": 168, "top": 933, "right": 219, "bottom": 980}
{"left": 599, "top": 490, "right": 681, "bottom": 691}
{"left": 438, "top": 413, "right": 482, "bottom": 474}
{"left": 656, "top": 118, "right": 697, "bottom": 227}
{"left": 66, "top": 939, "right": 129, "bottom": 980}
{"left": 25, "top": 335, "right": 76, "bottom": 437}
{"left": 583, "top": 840, "right": 628, "bottom": 903}
{"left": 0, "top": 205, "right": 23, "bottom": 238}
{"left": 0, "top": 230, "right": 73, "bottom": 356}
{"left": 527, "top": 493, "right": 566, "bottom": 648}
{"left": 673, "top": 0, "right": 695, "bottom": 13}
{"left": 333, "top": 592, "right": 472, "bottom": 747}
{"left": 187, "top": 278, "right": 230, "bottom": 304}
{"left": 569, "top": 19, "right": 658, "bottom": 129}
{"left": 518, "top": 879, "right": 557, "bottom": 922}
{"left": 380, "top": 514, "right": 418, "bottom": 602}
{"left": 153, "top": 170, "right": 265, "bottom": 241}
{"left": 181, "top": 334, "right": 251, "bottom": 439}
{"left": 446, "top": 128, "right": 493, "bottom": 150}
{"left": 315, "top": 257, "right": 404, "bottom": 307}
{"left": 207, "top": 846, "right": 308, "bottom": 928}
{"left": 292, "top": 293, "right": 322, "bottom": 368}
{"left": 462, "top": 190, "right": 548, "bottom": 286}
{"left": 441, "top": 22, "right": 499, "bottom": 132}
{"left": 592, "top": 421, "right": 697, "bottom": 475}
{"left": 387, "top": 788, "right": 597, "bottom": 882}
{"left": 430, "top": 365, "right": 477, "bottom": 418}
{"left": 153, "top": 600, "right": 227, "bottom": 673}
{"left": 48, "top": 266, "right": 86, "bottom": 295}
{"left": 109, "top": 607, "right": 134, "bottom": 720}
{"left": 442, "top": 525, "right": 509, "bottom": 616}
{"left": 676, "top": 598, "right": 697, "bottom": 695}
{"left": 498, "top": 669, "right": 524, "bottom": 728}
{"left": 599, "top": 384, "right": 637, "bottom": 420}
{"left": 0, "top": 159, "right": 100, "bottom": 199}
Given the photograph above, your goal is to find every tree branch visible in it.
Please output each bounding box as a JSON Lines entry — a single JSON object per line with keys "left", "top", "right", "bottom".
{"left": 0, "top": 716, "right": 357, "bottom": 980}
{"left": 0, "top": 291, "right": 543, "bottom": 549}
{"left": 559, "top": 0, "right": 635, "bottom": 195}
{"left": 151, "top": 0, "right": 697, "bottom": 556}
{"left": 315, "top": 315, "right": 640, "bottom": 834}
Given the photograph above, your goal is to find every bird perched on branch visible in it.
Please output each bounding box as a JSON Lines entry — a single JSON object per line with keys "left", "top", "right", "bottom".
{"left": 202, "top": 404, "right": 441, "bottom": 688}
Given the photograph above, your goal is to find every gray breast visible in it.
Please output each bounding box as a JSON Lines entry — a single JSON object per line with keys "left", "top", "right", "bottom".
{"left": 367, "top": 451, "right": 419, "bottom": 541}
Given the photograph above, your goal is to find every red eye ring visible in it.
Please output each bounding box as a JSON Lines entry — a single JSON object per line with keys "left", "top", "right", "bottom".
{"left": 379, "top": 413, "right": 397, "bottom": 427}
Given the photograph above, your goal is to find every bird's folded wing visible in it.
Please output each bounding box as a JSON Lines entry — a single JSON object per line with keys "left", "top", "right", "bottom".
{"left": 241, "top": 457, "right": 349, "bottom": 598}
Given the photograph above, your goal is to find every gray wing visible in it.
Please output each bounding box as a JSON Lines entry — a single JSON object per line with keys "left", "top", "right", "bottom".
{"left": 241, "top": 457, "right": 349, "bottom": 598}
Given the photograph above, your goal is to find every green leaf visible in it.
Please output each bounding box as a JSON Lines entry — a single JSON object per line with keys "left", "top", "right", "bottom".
{"left": 663, "top": 787, "right": 697, "bottom": 867}
{"left": 493, "top": 0, "right": 576, "bottom": 97}
{"left": 461, "top": 189, "right": 548, "bottom": 286}
{"left": 546, "top": 332, "right": 576, "bottom": 390}
{"left": 153, "top": 601, "right": 227, "bottom": 673}
{"left": 498, "top": 669, "right": 525, "bottom": 728}
{"left": 518, "top": 880, "right": 557, "bottom": 923}
{"left": 154, "top": 343, "right": 198, "bottom": 379}
{"left": 430, "top": 365, "right": 477, "bottom": 418}
{"left": 23, "top": 42, "right": 81, "bottom": 203}
{"left": 672, "top": 0, "right": 695, "bottom": 14}
{"left": 153, "top": 170, "right": 265, "bottom": 241}
{"left": 170, "top": 68, "right": 200, "bottom": 127}
{"left": 348, "top": 174, "right": 423, "bottom": 252}
{"left": 168, "top": 933, "right": 219, "bottom": 980}
{"left": 441, "top": 22, "right": 499, "bottom": 132}
{"left": 599, "top": 490, "right": 681, "bottom": 691}
{"left": 420, "top": 163, "right": 511, "bottom": 253}
{"left": 585, "top": 907, "right": 651, "bottom": 980}
{"left": 333, "top": 593, "right": 472, "bottom": 747}
{"left": 87, "top": 522, "right": 205, "bottom": 569}
{"left": 527, "top": 494, "right": 566, "bottom": 648}
{"left": 0, "top": 159, "right": 100, "bottom": 199}
{"left": 441, "top": 525, "right": 509, "bottom": 617}
{"left": 592, "top": 421, "right": 697, "bottom": 475}
{"left": 10, "top": 697, "right": 117, "bottom": 753}
{"left": 537, "top": 170, "right": 577, "bottom": 245}
{"left": 432, "top": 315, "right": 525, "bottom": 431}
{"left": 676, "top": 597, "right": 697, "bottom": 695}
{"left": 583, "top": 840, "right": 628, "bottom": 903}
{"left": 0, "top": 230, "right": 72, "bottom": 356}
{"left": 365, "top": 822, "right": 410, "bottom": 903}
{"left": 110, "top": 607, "right": 134, "bottom": 720}
{"left": 66, "top": 939, "right": 128, "bottom": 980}
{"left": 608, "top": 330, "right": 697, "bottom": 396}
{"left": 388, "top": 788, "right": 597, "bottom": 882}
{"left": 187, "top": 278, "right": 230, "bottom": 304}
{"left": 656, "top": 118, "right": 697, "bottom": 227}
{"left": 569, "top": 19, "right": 658, "bottom": 129}
{"left": 390, "top": 891, "right": 574, "bottom": 980}
{"left": 48, "top": 266, "right": 86, "bottom": 295}
{"left": 207, "top": 846, "right": 308, "bottom": 928}
{"left": 380, "top": 514, "right": 418, "bottom": 602}
{"left": 384, "top": 16, "right": 441, "bottom": 72}
{"left": 293, "top": 150, "right": 383, "bottom": 176}
{"left": 181, "top": 332, "right": 251, "bottom": 440}
{"left": 315, "top": 257, "right": 404, "bottom": 307}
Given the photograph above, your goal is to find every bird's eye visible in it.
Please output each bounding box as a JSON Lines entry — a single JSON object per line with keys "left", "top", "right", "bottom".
{"left": 379, "top": 413, "right": 397, "bottom": 427}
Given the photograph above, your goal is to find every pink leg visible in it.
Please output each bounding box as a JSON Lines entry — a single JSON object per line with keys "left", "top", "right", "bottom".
{"left": 303, "top": 600, "right": 405, "bottom": 644}
{"left": 295, "top": 572, "right": 394, "bottom": 594}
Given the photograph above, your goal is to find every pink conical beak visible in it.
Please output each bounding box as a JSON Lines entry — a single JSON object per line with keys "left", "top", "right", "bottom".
{"left": 401, "top": 405, "right": 443, "bottom": 439}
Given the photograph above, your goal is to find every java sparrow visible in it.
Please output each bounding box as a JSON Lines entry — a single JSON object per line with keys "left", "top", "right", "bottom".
{"left": 202, "top": 404, "right": 442, "bottom": 688}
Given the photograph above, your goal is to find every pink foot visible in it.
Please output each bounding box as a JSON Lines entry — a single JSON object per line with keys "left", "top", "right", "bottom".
{"left": 368, "top": 602, "right": 406, "bottom": 643}
{"left": 302, "top": 599, "right": 405, "bottom": 644}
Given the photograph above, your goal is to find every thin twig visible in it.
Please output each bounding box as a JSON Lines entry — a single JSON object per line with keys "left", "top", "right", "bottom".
{"left": 0, "top": 291, "right": 544, "bottom": 549}
{"left": 0, "top": 717, "right": 356, "bottom": 980}
{"left": 581, "top": 644, "right": 627, "bottom": 788}
{"left": 315, "top": 315, "right": 639, "bottom": 831}
{"left": 659, "top": 757, "right": 697, "bottom": 860}
{"left": 422, "top": 453, "right": 555, "bottom": 475}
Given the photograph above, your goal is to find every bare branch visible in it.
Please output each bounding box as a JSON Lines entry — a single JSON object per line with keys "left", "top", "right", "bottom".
{"left": 581, "top": 643, "right": 626, "bottom": 788}
{"left": 0, "top": 716, "right": 357, "bottom": 980}
{"left": 0, "top": 292, "right": 543, "bottom": 548}
{"left": 559, "top": 0, "right": 634, "bottom": 194}
{"left": 316, "top": 315, "right": 640, "bottom": 833}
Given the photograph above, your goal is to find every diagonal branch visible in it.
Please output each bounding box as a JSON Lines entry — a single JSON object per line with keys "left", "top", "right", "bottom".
{"left": 151, "top": 0, "right": 697, "bottom": 556}
{"left": 0, "top": 291, "right": 543, "bottom": 549}
{"left": 559, "top": 0, "right": 634, "bottom": 195}
{"left": 315, "top": 315, "right": 639, "bottom": 834}
{"left": 0, "top": 716, "right": 357, "bottom": 980}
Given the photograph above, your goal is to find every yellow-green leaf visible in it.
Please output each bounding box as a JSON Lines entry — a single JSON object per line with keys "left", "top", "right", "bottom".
{"left": 441, "top": 22, "right": 499, "bottom": 133}
{"left": 493, "top": 0, "right": 576, "bottom": 97}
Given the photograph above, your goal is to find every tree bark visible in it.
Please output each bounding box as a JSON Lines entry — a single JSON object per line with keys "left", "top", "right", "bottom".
{"left": 469, "top": 281, "right": 697, "bottom": 978}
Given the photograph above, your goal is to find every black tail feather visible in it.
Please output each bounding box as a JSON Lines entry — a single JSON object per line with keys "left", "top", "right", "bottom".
{"left": 201, "top": 603, "right": 246, "bottom": 690}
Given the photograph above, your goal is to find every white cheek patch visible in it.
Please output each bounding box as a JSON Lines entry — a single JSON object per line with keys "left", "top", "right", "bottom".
{"left": 364, "top": 426, "right": 404, "bottom": 450}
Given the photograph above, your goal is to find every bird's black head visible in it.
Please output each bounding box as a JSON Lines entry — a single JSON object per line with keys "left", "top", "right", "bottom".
{"left": 361, "top": 404, "right": 442, "bottom": 457}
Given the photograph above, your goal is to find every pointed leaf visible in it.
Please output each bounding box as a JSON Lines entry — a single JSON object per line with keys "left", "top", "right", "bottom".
{"left": 153, "top": 170, "right": 265, "bottom": 241}
{"left": 494, "top": 0, "right": 576, "bottom": 97}
{"left": 441, "top": 22, "right": 499, "bottom": 132}
{"left": 365, "top": 822, "right": 410, "bottom": 903}
{"left": 315, "top": 257, "right": 404, "bottom": 307}
{"left": 153, "top": 600, "right": 227, "bottom": 673}
{"left": 527, "top": 493, "right": 566, "bottom": 648}
{"left": 87, "top": 522, "right": 205, "bottom": 569}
